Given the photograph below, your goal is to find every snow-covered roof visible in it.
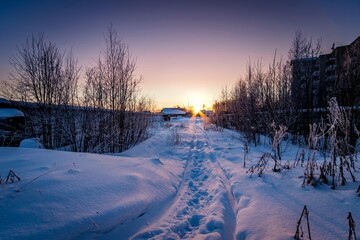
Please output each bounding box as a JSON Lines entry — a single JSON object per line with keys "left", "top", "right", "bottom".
{"left": 0, "top": 108, "right": 25, "bottom": 118}
{"left": 0, "top": 98, "right": 10, "bottom": 104}
{"left": 161, "top": 108, "right": 186, "bottom": 115}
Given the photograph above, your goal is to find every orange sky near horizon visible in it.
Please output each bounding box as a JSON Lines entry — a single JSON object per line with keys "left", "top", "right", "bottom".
{"left": 0, "top": 0, "right": 359, "bottom": 110}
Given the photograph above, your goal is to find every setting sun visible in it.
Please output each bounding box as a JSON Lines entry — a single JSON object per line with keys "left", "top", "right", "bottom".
{"left": 193, "top": 104, "right": 202, "bottom": 114}
{"left": 185, "top": 91, "right": 213, "bottom": 114}
{"left": 187, "top": 96, "right": 204, "bottom": 114}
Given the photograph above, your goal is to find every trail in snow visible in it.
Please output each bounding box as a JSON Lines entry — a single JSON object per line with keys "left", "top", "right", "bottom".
{"left": 132, "top": 117, "right": 237, "bottom": 240}
{"left": 3, "top": 117, "right": 359, "bottom": 240}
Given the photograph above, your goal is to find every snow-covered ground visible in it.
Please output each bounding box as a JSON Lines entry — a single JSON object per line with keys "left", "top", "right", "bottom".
{"left": 0, "top": 117, "right": 359, "bottom": 239}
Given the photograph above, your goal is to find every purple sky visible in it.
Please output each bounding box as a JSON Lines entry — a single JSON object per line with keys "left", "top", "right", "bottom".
{"left": 1, "top": 0, "right": 359, "bottom": 108}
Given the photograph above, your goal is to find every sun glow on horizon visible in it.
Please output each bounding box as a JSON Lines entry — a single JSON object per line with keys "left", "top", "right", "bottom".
{"left": 187, "top": 96, "right": 206, "bottom": 114}
{"left": 193, "top": 104, "right": 202, "bottom": 114}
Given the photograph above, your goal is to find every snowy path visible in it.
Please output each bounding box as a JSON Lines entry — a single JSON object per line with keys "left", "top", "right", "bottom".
{"left": 1, "top": 117, "right": 360, "bottom": 240}
{"left": 132, "top": 117, "right": 237, "bottom": 239}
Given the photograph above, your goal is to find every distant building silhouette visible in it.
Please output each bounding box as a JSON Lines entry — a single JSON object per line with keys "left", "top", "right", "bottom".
{"left": 291, "top": 36, "right": 360, "bottom": 109}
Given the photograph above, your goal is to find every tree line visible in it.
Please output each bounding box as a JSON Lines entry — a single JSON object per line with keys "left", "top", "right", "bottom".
{"left": 0, "top": 26, "right": 154, "bottom": 153}
{"left": 211, "top": 31, "right": 360, "bottom": 189}
{"left": 212, "top": 31, "right": 360, "bottom": 150}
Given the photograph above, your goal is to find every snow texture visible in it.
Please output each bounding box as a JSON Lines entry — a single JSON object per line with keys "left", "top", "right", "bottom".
{"left": 0, "top": 117, "right": 359, "bottom": 239}
{"left": 19, "top": 138, "right": 44, "bottom": 149}
{"left": 0, "top": 98, "right": 10, "bottom": 104}
{"left": 161, "top": 108, "right": 186, "bottom": 115}
{"left": 0, "top": 108, "right": 24, "bottom": 118}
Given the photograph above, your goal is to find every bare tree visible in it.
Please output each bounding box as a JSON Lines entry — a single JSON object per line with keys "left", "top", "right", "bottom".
{"left": 289, "top": 30, "right": 322, "bottom": 60}
{"left": 80, "top": 26, "right": 151, "bottom": 153}
{"left": 327, "top": 98, "right": 356, "bottom": 189}
{"left": 3, "top": 34, "right": 80, "bottom": 149}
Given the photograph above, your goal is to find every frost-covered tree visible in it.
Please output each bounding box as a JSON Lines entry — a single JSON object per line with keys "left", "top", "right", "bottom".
{"left": 327, "top": 98, "right": 356, "bottom": 189}
{"left": 2, "top": 34, "right": 80, "bottom": 149}
{"left": 212, "top": 52, "right": 293, "bottom": 146}
{"left": 80, "top": 26, "right": 152, "bottom": 153}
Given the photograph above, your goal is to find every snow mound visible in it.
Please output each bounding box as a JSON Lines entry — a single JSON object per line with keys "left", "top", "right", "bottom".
{"left": 19, "top": 138, "right": 44, "bottom": 148}
{"left": 0, "top": 108, "right": 24, "bottom": 118}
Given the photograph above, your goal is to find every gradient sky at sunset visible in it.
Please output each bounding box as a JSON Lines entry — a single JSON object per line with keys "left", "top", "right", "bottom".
{"left": 1, "top": 0, "right": 359, "bottom": 109}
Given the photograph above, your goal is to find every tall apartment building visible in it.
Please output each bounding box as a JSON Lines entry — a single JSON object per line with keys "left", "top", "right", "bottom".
{"left": 291, "top": 36, "right": 360, "bottom": 109}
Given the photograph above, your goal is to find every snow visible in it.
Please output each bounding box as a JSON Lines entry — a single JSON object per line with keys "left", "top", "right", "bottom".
{"left": 19, "top": 138, "right": 44, "bottom": 148}
{"left": 0, "top": 98, "right": 10, "bottom": 104}
{"left": 161, "top": 108, "right": 186, "bottom": 115}
{"left": 0, "top": 108, "right": 24, "bottom": 118}
{"left": 0, "top": 117, "right": 359, "bottom": 239}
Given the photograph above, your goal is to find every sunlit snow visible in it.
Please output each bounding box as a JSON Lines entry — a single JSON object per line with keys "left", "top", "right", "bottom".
{"left": 0, "top": 117, "right": 359, "bottom": 239}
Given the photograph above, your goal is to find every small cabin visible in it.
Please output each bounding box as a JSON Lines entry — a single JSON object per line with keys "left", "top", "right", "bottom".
{"left": 0, "top": 98, "right": 25, "bottom": 146}
{"left": 161, "top": 108, "right": 187, "bottom": 121}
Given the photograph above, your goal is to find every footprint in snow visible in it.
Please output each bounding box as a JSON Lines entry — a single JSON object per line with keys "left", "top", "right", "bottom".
{"left": 151, "top": 158, "right": 163, "bottom": 165}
